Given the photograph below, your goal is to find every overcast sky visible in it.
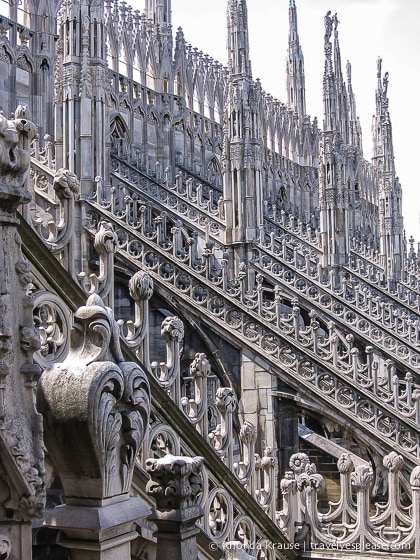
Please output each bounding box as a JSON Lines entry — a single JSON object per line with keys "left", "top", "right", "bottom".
{"left": 147, "top": 0, "right": 420, "bottom": 242}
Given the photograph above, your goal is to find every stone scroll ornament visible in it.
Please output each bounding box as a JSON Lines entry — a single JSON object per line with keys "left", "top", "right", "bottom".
{"left": 37, "top": 293, "right": 151, "bottom": 503}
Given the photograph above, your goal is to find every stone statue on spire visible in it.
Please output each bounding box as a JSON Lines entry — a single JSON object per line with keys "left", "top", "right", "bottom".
{"left": 324, "top": 10, "right": 333, "bottom": 52}
{"left": 383, "top": 71, "right": 389, "bottom": 99}
{"left": 333, "top": 12, "right": 339, "bottom": 35}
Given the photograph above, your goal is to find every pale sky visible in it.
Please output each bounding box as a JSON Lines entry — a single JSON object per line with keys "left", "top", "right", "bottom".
{"left": 144, "top": 0, "right": 420, "bottom": 242}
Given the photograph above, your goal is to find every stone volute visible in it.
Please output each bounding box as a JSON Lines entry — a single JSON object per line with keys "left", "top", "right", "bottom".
{"left": 37, "top": 293, "right": 151, "bottom": 558}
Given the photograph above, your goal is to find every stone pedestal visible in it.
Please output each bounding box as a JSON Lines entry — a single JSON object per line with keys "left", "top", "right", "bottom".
{"left": 44, "top": 498, "right": 149, "bottom": 560}
{"left": 37, "top": 294, "right": 152, "bottom": 560}
{"left": 146, "top": 455, "right": 204, "bottom": 560}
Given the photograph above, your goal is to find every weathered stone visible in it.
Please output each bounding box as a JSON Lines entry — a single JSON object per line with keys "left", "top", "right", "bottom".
{"left": 0, "top": 109, "right": 44, "bottom": 560}
{"left": 146, "top": 455, "right": 204, "bottom": 560}
{"left": 37, "top": 294, "right": 151, "bottom": 559}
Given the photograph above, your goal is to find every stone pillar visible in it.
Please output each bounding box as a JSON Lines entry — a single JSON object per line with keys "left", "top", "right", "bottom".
{"left": 241, "top": 354, "right": 276, "bottom": 454}
{"left": 37, "top": 294, "right": 152, "bottom": 559}
{"left": 275, "top": 397, "right": 299, "bottom": 486}
{"left": 0, "top": 110, "right": 44, "bottom": 559}
{"left": 146, "top": 454, "right": 204, "bottom": 560}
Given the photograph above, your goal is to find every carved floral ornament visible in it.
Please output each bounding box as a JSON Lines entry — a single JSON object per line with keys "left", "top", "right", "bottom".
{"left": 37, "top": 293, "right": 151, "bottom": 503}
{"left": 0, "top": 415, "right": 45, "bottom": 521}
{"left": 146, "top": 454, "right": 204, "bottom": 510}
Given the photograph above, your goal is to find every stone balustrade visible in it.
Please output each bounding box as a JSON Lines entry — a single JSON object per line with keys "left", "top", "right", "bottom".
{"left": 278, "top": 450, "right": 420, "bottom": 555}
{"left": 23, "top": 154, "right": 420, "bottom": 467}
{"left": 20, "top": 116, "right": 420, "bottom": 557}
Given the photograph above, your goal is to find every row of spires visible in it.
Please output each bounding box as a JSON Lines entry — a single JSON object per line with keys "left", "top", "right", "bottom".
{"left": 54, "top": 0, "right": 403, "bottom": 283}
{"left": 222, "top": 0, "right": 402, "bottom": 280}
{"left": 115, "top": 0, "right": 395, "bottom": 165}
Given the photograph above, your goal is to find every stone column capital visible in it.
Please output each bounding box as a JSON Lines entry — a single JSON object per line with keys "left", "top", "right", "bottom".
{"left": 146, "top": 455, "right": 204, "bottom": 512}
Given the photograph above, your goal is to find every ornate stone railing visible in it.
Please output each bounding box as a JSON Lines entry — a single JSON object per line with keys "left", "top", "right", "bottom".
{"left": 251, "top": 244, "right": 420, "bottom": 373}
{"left": 110, "top": 154, "right": 420, "bottom": 359}
{"left": 19, "top": 214, "right": 291, "bottom": 558}
{"left": 349, "top": 234, "right": 420, "bottom": 299}
{"left": 20, "top": 141, "right": 420, "bottom": 556}
{"left": 109, "top": 155, "right": 224, "bottom": 235}
{"left": 24, "top": 195, "right": 419, "bottom": 555}
{"left": 142, "top": 396, "right": 280, "bottom": 553}
{"left": 263, "top": 202, "right": 420, "bottom": 337}
{"left": 29, "top": 145, "right": 420, "bottom": 352}
{"left": 80, "top": 205, "right": 420, "bottom": 467}
{"left": 278, "top": 450, "right": 420, "bottom": 556}
{"left": 25, "top": 149, "right": 420, "bottom": 469}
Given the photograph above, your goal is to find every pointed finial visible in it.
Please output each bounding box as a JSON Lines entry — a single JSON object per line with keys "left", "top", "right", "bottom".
{"left": 346, "top": 60, "right": 352, "bottom": 85}
{"left": 377, "top": 56, "right": 383, "bottom": 91}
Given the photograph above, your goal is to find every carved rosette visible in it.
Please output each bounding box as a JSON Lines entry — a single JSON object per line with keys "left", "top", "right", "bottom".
{"left": 289, "top": 453, "right": 310, "bottom": 476}
{"left": 145, "top": 454, "right": 204, "bottom": 510}
{"left": 37, "top": 294, "right": 151, "bottom": 503}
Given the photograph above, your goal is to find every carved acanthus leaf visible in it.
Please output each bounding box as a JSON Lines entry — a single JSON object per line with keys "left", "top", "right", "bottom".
{"left": 37, "top": 295, "right": 151, "bottom": 503}
{"left": 146, "top": 454, "right": 204, "bottom": 510}
{"left": 0, "top": 415, "right": 45, "bottom": 521}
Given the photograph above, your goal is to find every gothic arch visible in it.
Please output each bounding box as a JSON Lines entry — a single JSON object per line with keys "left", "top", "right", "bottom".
{"left": 39, "top": 55, "right": 53, "bottom": 72}
{"left": 110, "top": 110, "right": 131, "bottom": 155}
{"left": 206, "top": 157, "right": 222, "bottom": 190}
{"left": 0, "top": 40, "right": 15, "bottom": 65}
